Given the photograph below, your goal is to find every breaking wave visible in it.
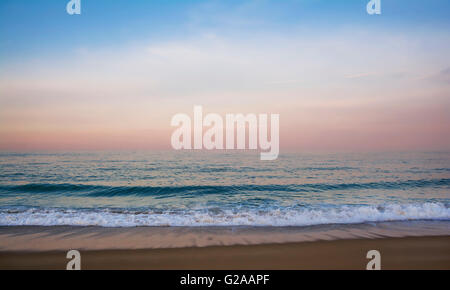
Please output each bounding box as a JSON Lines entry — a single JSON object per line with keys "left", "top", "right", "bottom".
{"left": 0, "top": 202, "right": 448, "bottom": 227}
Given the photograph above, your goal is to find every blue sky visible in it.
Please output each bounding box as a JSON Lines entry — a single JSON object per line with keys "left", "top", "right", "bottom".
{"left": 1, "top": 0, "right": 450, "bottom": 64}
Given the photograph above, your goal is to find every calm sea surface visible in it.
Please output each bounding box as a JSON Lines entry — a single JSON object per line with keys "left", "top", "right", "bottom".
{"left": 0, "top": 151, "right": 449, "bottom": 227}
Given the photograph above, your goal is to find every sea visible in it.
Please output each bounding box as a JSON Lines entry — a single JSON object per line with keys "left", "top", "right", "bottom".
{"left": 0, "top": 151, "right": 449, "bottom": 227}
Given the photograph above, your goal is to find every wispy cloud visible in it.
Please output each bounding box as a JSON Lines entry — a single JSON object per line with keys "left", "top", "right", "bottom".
{"left": 1, "top": 6, "right": 450, "bottom": 151}
{"left": 344, "top": 72, "right": 378, "bottom": 79}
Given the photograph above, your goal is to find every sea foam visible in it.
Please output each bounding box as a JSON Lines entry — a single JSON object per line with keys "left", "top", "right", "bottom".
{"left": 0, "top": 202, "right": 448, "bottom": 227}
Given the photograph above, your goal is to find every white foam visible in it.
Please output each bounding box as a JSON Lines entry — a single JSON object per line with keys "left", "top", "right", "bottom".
{"left": 0, "top": 202, "right": 449, "bottom": 227}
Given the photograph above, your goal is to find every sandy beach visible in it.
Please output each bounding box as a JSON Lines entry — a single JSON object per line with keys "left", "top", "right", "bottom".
{"left": 0, "top": 222, "right": 449, "bottom": 270}
{"left": 1, "top": 236, "right": 449, "bottom": 270}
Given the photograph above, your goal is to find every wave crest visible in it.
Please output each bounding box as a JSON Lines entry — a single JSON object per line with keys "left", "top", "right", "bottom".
{"left": 0, "top": 202, "right": 448, "bottom": 227}
{"left": 0, "top": 178, "right": 449, "bottom": 197}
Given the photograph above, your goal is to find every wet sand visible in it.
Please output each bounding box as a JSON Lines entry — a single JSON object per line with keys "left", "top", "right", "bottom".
{"left": 0, "top": 222, "right": 449, "bottom": 269}
{"left": 0, "top": 236, "right": 449, "bottom": 270}
{"left": 1, "top": 221, "right": 450, "bottom": 251}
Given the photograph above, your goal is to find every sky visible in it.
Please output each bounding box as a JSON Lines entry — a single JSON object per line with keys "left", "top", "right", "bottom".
{"left": 0, "top": 0, "right": 450, "bottom": 152}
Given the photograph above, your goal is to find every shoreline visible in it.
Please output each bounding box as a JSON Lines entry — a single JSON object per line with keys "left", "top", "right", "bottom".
{"left": 1, "top": 220, "right": 450, "bottom": 251}
{"left": 1, "top": 236, "right": 449, "bottom": 270}
{"left": 1, "top": 221, "right": 449, "bottom": 269}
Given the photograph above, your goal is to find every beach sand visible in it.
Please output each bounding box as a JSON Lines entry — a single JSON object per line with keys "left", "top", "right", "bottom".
{"left": 0, "top": 236, "right": 449, "bottom": 270}
{"left": 0, "top": 222, "right": 449, "bottom": 269}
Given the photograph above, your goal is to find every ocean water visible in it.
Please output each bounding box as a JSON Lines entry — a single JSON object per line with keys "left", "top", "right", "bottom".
{"left": 0, "top": 151, "right": 449, "bottom": 227}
